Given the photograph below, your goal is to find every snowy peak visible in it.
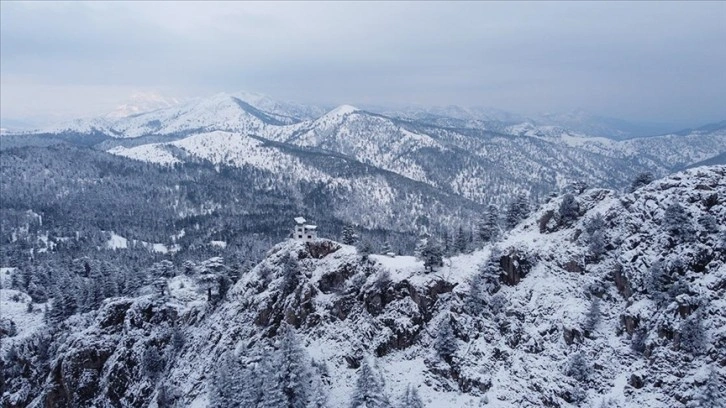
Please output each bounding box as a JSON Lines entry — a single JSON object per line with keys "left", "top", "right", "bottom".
{"left": 105, "top": 92, "right": 183, "bottom": 119}
{"left": 312, "top": 104, "right": 360, "bottom": 126}
{"left": 328, "top": 104, "right": 359, "bottom": 116}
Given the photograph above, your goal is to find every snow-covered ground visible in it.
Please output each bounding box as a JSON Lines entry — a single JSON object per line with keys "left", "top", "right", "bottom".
{"left": 0, "top": 287, "right": 47, "bottom": 354}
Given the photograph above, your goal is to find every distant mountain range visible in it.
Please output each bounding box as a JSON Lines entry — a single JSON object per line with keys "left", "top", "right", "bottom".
{"left": 2, "top": 92, "right": 724, "bottom": 212}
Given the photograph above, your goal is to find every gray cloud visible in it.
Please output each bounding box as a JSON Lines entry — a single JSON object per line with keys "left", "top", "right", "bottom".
{"left": 2, "top": 2, "right": 725, "bottom": 126}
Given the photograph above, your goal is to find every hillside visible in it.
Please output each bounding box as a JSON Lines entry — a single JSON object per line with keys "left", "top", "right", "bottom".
{"left": 2, "top": 165, "right": 724, "bottom": 408}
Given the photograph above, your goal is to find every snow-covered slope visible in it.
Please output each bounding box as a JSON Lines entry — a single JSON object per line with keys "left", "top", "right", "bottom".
{"left": 105, "top": 130, "right": 484, "bottom": 235}
{"left": 5, "top": 166, "right": 723, "bottom": 408}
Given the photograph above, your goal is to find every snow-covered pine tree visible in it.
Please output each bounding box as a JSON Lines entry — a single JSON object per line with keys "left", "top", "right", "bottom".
{"left": 679, "top": 308, "right": 705, "bottom": 355}
{"left": 435, "top": 317, "right": 458, "bottom": 364}
{"left": 142, "top": 345, "right": 165, "bottom": 380}
{"left": 349, "top": 359, "right": 391, "bottom": 408}
{"left": 466, "top": 254, "right": 501, "bottom": 315}
{"left": 588, "top": 230, "right": 606, "bottom": 262}
{"left": 628, "top": 171, "right": 655, "bottom": 193}
{"left": 584, "top": 213, "right": 605, "bottom": 235}
{"left": 281, "top": 252, "right": 301, "bottom": 297}
{"left": 646, "top": 261, "right": 671, "bottom": 304}
{"left": 467, "top": 271, "right": 486, "bottom": 316}
{"left": 693, "top": 366, "right": 725, "bottom": 408}
{"left": 664, "top": 203, "right": 694, "bottom": 242}
{"left": 421, "top": 239, "right": 443, "bottom": 273}
{"left": 698, "top": 213, "right": 719, "bottom": 233}
{"left": 239, "top": 351, "right": 266, "bottom": 407}
{"left": 583, "top": 297, "right": 601, "bottom": 336}
{"left": 440, "top": 230, "right": 451, "bottom": 256}
{"left": 171, "top": 326, "right": 185, "bottom": 351}
{"left": 414, "top": 231, "right": 430, "bottom": 259}
{"left": 259, "top": 347, "right": 286, "bottom": 408}
{"left": 309, "top": 359, "right": 330, "bottom": 408}
{"left": 342, "top": 225, "right": 358, "bottom": 245}
{"left": 630, "top": 327, "right": 647, "bottom": 354}
{"left": 565, "top": 352, "right": 590, "bottom": 383}
{"left": 505, "top": 194, "right": 529, "bottom": 230}
{"left": 398, "top": 385, "right": 424, "bottom": 408}
{"left": 380, "top": 240, "right": 392, "bottom": 255}
{"left": 209, "top": 351, "right": 244, "bottom": 408}
{"left": 559, "top": 194, "right": 580, "bottom": 226}
{"left": 478, "top": 205, "right": 499, "bottom": 244}
{"left": 276, "top": 325, "right": 311, "bottom": 408}
{"left": 196, "top": 272, "right": 218, "bottom": 302}
{"left": 455, "top": 226, "right": 468, "bottom": 254}
{"left": 357, "top": 240, "right": 373, "bottom": 262}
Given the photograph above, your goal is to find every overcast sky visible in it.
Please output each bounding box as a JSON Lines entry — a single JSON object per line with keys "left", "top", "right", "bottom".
{"left": 1, "top": 1, "right": 725, "bottom": 126}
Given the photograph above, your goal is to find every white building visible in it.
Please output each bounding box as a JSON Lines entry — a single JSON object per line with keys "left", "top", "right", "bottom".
{"left": 294, "top": 217, "right": 318, "bottom": 241}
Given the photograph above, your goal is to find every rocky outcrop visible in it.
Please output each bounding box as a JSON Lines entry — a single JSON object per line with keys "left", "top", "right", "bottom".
{"left": 499, "top": 251, "right": 533, "bottom": 286}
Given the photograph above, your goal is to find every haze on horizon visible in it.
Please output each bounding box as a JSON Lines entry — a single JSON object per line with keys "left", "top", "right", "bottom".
{"left": 1, "top": 1, "right": 725, "bottom": 128}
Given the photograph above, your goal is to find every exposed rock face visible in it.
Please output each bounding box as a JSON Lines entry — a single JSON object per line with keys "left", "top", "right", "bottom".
{"left": 499, "top": 251, "right": 533, "bottom": 286}
{"left": 34, "top": 299, "right": 181, "bottom": 408}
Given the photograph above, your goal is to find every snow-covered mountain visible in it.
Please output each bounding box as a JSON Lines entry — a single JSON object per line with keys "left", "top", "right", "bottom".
{"left": 3, "top": 166, "right": 724, "bottom": 407}
{"left": 4, "top": 92, "right": 724, "bottom": 210}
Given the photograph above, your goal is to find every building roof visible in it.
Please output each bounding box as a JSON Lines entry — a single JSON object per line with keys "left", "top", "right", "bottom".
{"left": 304, "top": 225, "right": 318, "bottom": 230}
{"left": 294, "top": 217, "right": 306, "bottom": 224}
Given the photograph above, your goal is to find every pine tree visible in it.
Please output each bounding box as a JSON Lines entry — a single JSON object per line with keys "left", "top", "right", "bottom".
{"left": 210, "top": 351, "right": 246, "bottom": 408}
{"left": 357, "top": 241, "right": 373, "bottom": 262}
{"left": 629, "top": 172, "right": 654, "bottom": 193}
{"left": 197, "top": 273, "right": 218, "bottom": 302}
{"left": 171, "top": 326, "right": 185, "bottom": 351}
{"left": 467, "top": 271, "right": 486, "bottom": 315}
{"left": 398, "top": 385, "right": 424, "bottom": 408}
{"left": 454, "top": 226, "right": 468, "bottom": 254}
{"left": 466, "top": 255, "right": 501, "bottom": 315}
{"left": 259, "top": 348, "right": 285, "bottom": 408}
{"left": 342, "top": 225, "right": 358, "bottom": 245}
{"left": 584, "top": 213, "right": 605, "bottom": 236}
{"left": 664, "top": 203, "right": 694, "bottom": 241}
{"left": 558, "top": 194, "right": 580, "bottom": 226}
{"left": 414, "top": 231, "right": 430, "bottom": 259}
{"left": 478, "top": 205, "right": 499, "bottom": 244}
{"left": 380, "top": 240, "right": 392, "bottom": 255}
{"left": 506, "top": 194, "right": 529, "bottom": 230}
{"left": 565, "top": 352, "right": 589, "bottom": 383}
{"left": 694, "top": 366, "right": 725, "bottom": 408}
{"left": 281, "top": 252, "right": 301, "bottom": 297}
{"left": 584, "top": 297, "right": 601, "bottom": 336}
{"left": 143, "top": 346, "right": 165, "bottom": 380}
{"left": 631, "top": 327, "right": 647, "bottom": 354}
{"left": 680, "top": 309, "right": 705, "bottom": 355}
{"left": 309, "top": 359, "right": 330, "bottom": 408}
{"left": 646, "top": 261, "right": 674, "bottom": 304}
{"left": 421, "top": 239, "right": 443, "bottom": 273}
{"left": 588, "top": 230, "right": 606, "bottom": 262}
{"left": 435, "top": 317, "right": 458, "bottom": 364}
{"left": 350, "top": 359, "right": 391, "bottom": 408}
{"left": 440, "top": 230, "right": 451, "bottom": 256}
{"left": 276, "top": 326, "right": 311, "bottom": 408}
